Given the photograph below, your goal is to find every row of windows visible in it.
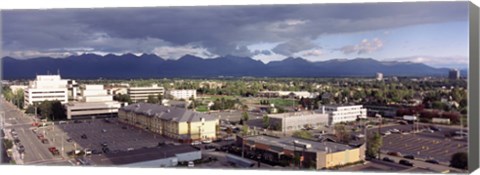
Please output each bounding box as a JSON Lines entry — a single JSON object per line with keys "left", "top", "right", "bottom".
{"left": 31, "top": 91, "right": 66, "bottom": 94}
{"left": 31, "top": 96, "right": 66, "bottom": 99}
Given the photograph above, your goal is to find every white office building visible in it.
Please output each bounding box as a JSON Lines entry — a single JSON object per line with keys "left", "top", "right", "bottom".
{"left": 128, "top": 84, "right": 165, "bottom": 102}
{"left": 268, "top": 111, "right": 329, "bottom": 132}
{"left": 65, "top": 84, "right": 123, "bottom": 120}
{"left": 318, "top": 105, "right": 367, "bottom": 125}
{"left": 376, "top": 72, "right": 383, "bottom": 81}
{"left": 24, "top": 75, "right": 70, "bottom": 108}
{"left": 166, "top": 89, "right": 197, "bottom": 100}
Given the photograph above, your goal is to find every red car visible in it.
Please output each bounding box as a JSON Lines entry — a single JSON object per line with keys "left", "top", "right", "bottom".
{"left": 48, "top": 147, "right": 60, "bottom": 155}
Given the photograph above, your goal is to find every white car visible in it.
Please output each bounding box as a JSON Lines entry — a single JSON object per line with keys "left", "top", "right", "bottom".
{"left": 381, "top": 131, "right": 391, "bottom": 136}
{"left": 390, "top": 129, "right": 400, "bottom": 133}
{"left": 202, "top": 139, "right": 213, "bottom": 144}
{"left": 84, "top": 149, "right": 92, "bottom": 155}
{"left": 187, "top": 161, "right": 194, "bottom": 167}
{"left": 191, "top": 141, "right": 202, "bottom": 145}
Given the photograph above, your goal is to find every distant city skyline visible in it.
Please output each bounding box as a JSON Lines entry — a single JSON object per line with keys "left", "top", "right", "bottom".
{"left": 2, "top": 2, "right": 469, "bottom": 68}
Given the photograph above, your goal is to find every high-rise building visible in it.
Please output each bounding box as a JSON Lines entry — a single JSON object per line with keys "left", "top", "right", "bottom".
{"left": 24, "top": 75, "right": 70, "bottom": 108}
{"left": 127, "top": 84, "right": 165, "bottom": 102}
{"left": 376, "top": 72, "right": 383, "bottom": 81}
{"left": 448, "top": 69, "right": 460, "bottom": 80}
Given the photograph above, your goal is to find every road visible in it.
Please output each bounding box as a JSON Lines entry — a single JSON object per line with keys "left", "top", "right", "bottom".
{"left": 1, "top": 99, "right": 70, "bottom": 165}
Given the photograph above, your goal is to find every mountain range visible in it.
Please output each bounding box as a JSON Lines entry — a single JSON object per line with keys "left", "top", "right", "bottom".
{"left": 1, "top": 54, "right": 466, "bottom": 79}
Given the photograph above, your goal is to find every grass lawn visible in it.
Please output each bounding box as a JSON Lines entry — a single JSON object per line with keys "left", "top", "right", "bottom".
{"left": 196, "top": 105, "right": 209, "bottom": 112}
{"left": 263, "top": 98, "right": 297, "bottom": 107}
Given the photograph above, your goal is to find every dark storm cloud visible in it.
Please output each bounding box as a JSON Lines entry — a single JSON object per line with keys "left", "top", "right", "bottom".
{"left": 2, "top": 2, "right": 468, "bottom": 58}
{"left": 272, "top": 38, "right": 318, "bottom": 55}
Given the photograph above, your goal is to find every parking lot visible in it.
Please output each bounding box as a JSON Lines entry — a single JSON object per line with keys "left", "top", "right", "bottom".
{"left": 371, "top": 123, "right": 468, "bottom": 164}
{"left": 42, "top": 118, "right": 170, "bottom": 160}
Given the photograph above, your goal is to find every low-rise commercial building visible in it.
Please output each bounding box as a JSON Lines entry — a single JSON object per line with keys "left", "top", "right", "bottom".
{"left": 65, "top": 84, "right": 123, "bottom": 120}
{"left": 128, "top": 84, "right": 165, "bottom": 102}
{"left": 268, "top": 111, "right": 329, "bottom": 132}
{"left": 118, "top": 103, "right": 218, "bottom": 142}
{"left": 166, "top": 89, "right": 197, "bottom": 100}
{"left": 237, "top": 135, "right": 365, "bottom": 170}
{"left": 363, "top": 105, "right": 398, "bottom": 118}
{"left": 257, "top": 91, "right": 314, "bottom": 99}
{"left": 89, "top": 145, "right": 201, "bottom": 167}
{"left": 318, "top": 105, "right": 367, "bottom": 125}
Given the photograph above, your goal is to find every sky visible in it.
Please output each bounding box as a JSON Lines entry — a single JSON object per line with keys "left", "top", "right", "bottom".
{"left": 1, "top": 1, "right": 470, "bottom": 68}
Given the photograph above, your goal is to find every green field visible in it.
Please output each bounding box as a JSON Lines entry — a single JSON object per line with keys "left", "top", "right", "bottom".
{"left": 195, "top": 105, "right": 209, "bottom": 112}
{"left": 263, "top": 98, "right": 296, "bottom": 107}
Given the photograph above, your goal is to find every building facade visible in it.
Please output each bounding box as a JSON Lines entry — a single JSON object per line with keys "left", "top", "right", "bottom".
{"left": 448, "top": 69, "right": 460, "bottom": 80}
{"left": 376, "top": 72, "right": 383, "bottom": 81}
{"left": 318, "top": 105, "right": 367, "bottom": 125}
{"left": 118, "top": 103, "right": 218, "bottom": 142}
{"left": 23, "top": 75, "right": 70, "bottom": 108}
{"left": 128, "top": 84, "right": 165, "bottom": 102}
{"left": 268, "top": 111, "right": 329, "bottom": 132}
{"left": 237, "top": 135, "right": 365, "bottom": 170}
{"left": 166, "top": 89, "right": 197, "bottom": 100}
{"left": 65, "top": 84, "right": 123, "bottom": 120}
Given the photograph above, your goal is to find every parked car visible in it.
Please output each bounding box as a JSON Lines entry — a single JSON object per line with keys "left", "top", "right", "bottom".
{"left": 48, "top": 147, "right": 60, "bottom": 156}
{"left": 425, "top": 159, "right": 439, "bottom": 164}
{"left": 187, "top": 161, "right": 194, "bottom": 167}
{"left": 74, "top": 120, "right": 83, "bottom": 124}
{"left": 84, "top": 148, "right": 92, "bottom": 155}
{"left": 430, "top": 126, "right": 441, "bottom": 132}
{"left": 202, "top": 139, "right": 213, "bottom": 144}
{"left": 66, "top": 138, "right": 73, "bottom": 142}
{"left": 41, "top": 138, "right": 49, "bottom": 144}
{"left": 403, "top": 155, "right": 415, "bottom": 160}
{"left": 101, "top": 129, "right": 107, "bottom": 133}
{"left": 387, "top": 152, "right": 401, "bottom": 157}
{"left": 399, "top": 159, "right": 413, "bottom": 166}
{"left": 390, "top": 129, "right": 400, "bottom": 133}
{"left": 101, "top": 142, "right": 108, "bottom": 147}
{"left": 191, "top": 141, "right": 202, "bottom": 145}
{"left": 81, "top": 134, "right": 88, "bottom": 139}
{"left": 122, "top": 126, "right": 128, "bottom": 130}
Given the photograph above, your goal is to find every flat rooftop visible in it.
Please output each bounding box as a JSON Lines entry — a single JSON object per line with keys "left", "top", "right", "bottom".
{"left": 268, "top": 111, "right": 327, "bottom": 119}
{"left": 244, "top": 135, "right": 356, "bottom": 153}
{"left": 90, "top": 144, "right": 199, "bottom": 165}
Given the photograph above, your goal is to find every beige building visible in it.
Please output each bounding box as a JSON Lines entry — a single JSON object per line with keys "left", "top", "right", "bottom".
{"left": 119, "top": 103, "right": 218, "bottom": 142}
{"left": 128, "top": 84, "right": 165, "bottom": 102}
{"left": 65, "top": 84, "right": 123, "bottom": 119}
{"left": 238, "top": 135, "right": 365, "bottom": 169}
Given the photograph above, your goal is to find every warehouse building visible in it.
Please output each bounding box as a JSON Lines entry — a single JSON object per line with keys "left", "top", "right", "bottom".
{"left": 119, "top": 103, "right": 218, "bottom": 142}
{"left": 236, "top": 135, "right": 365, "bottom": 170}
